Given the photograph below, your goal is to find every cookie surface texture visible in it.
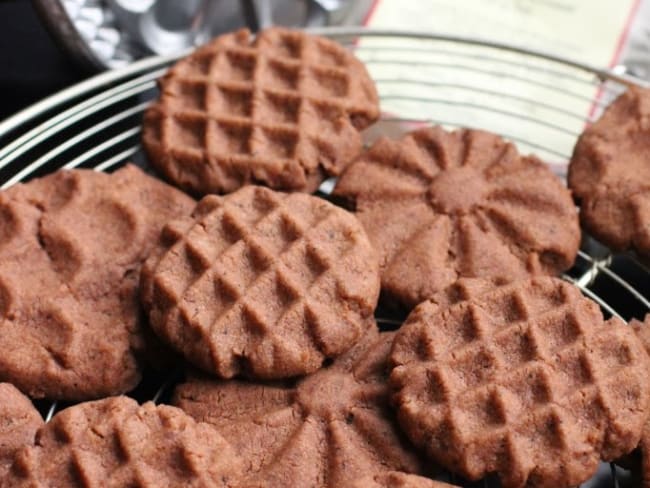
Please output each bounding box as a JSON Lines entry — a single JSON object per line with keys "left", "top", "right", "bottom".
{"left": 390, "top": 277, "right": 650, "bottom": 488}
{"left": 142, "top": 185, "right": 380, "bottom": 379}
{"left": 352, "top": 472, "right": 459, "bottom": 488}
{"left": 630, "top": 314, "right": 650, "bottom": 488}
{"left": 568, "top": 87, "right": 650, "bottom": 255}
{"left": 0, "top": 384, "right": 42, "bottom": 477}
{"left": 1, "top": 396, "right": 241, "bottom": 487}
{"left": 143, "top": 27, "right": 379, "bottom": 195}
{"left": 333, "top": 126, "right": 580, "bottom": 309}
{"left": 173, "top": 328, "right": 428, "bottom": 486}
{"left": 0, "top": 165, "right": 195, "bottom": 400}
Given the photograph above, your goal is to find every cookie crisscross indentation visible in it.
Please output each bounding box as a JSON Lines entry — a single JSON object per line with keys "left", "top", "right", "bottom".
{"left": 5, "top": 398, "right": 239, "bottom": 487}
{"left": 146, "top": 28, "right": 379, "bottom": 194}
{"left": 391, "top": 278, "right": 649, "bottom": 488}
{"left": 146, "top": 186, "right": 378, "bottom": 379}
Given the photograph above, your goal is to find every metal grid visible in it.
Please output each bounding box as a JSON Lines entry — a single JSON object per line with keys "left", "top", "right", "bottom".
{"left": 0, "top": 28, "right": 648, "bottom": 487}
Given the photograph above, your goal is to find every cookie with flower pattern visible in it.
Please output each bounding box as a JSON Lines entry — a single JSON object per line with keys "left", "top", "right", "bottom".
{"left": 334, "top": 126, "right": 580, "bottom": 309}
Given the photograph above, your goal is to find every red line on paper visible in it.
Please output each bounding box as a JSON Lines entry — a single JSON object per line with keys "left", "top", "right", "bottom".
{"left": 362, "top": 0, "right": 382, "bottom": 26}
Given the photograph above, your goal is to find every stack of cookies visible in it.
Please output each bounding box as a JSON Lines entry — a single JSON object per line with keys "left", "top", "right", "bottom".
{"left": 0, "top": 27, "right": 649, "bottom": 488}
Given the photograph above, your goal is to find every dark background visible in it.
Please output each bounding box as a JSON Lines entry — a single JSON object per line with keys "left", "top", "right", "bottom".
{"left": 0, "top": 1, "right": 87, "bottom": 121}
{"left": 0, "top": 0, "right": 372, "bottom": 122}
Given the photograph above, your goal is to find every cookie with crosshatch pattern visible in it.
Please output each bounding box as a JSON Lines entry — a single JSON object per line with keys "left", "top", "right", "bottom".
{"left": 333, "top": 126, "right": 580, "bottom": 310}
{"left": 0, "top": 396, "right": 242, "bottom": 487}
{"left": 142, "top": 27, "right": 379, "bottom": 196}
{"left": 389, "top": 277, "right": 650, "bottom": 488}
{"left": 0, "top": 383, "right": 42, "bottom": 478}
{"left": 173, "top": 329, "right": 432, "bottom": 487}
{"left": 141, "top": 185, "right": 380, "bottom": 379}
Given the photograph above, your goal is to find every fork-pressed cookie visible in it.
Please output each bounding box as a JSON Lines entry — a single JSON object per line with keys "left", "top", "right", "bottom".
{"left": 142, "top": 27, "right": 379, "bottom": 195}
{"left": 1, "top": 396, "right": 241, "bottom": 487}
{"left": 390, "top": 277, "right": 650, "bottom": 488}
{"left": 141, "top": 185, "right": 380, "bottom": 379}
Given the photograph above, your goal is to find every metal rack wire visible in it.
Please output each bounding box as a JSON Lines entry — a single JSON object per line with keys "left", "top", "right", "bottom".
{"left": 0, "top": 28, "right": 648, "bottom": 488}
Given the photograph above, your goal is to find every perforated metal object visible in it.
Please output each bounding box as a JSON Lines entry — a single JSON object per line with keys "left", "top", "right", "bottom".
{"left": 31, "top": 0, "right": 357, "bottom": 70}
{"left": 0, "top": 27, "right": 648, "bottom": 487}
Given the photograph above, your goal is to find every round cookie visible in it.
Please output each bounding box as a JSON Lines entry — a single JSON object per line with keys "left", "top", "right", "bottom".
{"left": 1, "top": 396, "right": 241, "bottom": 487}
{"left": 143, "top": 27, "right": 379, "bottom": 195}
{"left": 569, "top": 87, "right": 650, "bottom": 256}
{"left": 0, "top": 384, "right": 42, "bottom": 478}
{"left": 352, "top": 472, "right": 459, "bottom": 488}
{"left": 0, "top": 165, "right": 194, "bottom": 400}
{"left": 333, "top": 126, "right": 580, "bottom": 309}
{"left": 141, "top": 185, "right": 380, "bottom": 379}
{"left": 630, "top": 314, "right": 650, "bottom": 487}
{"left": 390, "top": 277, "right": 650, "bottom": 488}
{"left": 640, "top": 425, "right": 650, "bottom": 488}
{"left": 173, "top": 328, "right": 430, "bottom": 487}
{"left": 631, "top": 314, "right": 650, "bottom": 357}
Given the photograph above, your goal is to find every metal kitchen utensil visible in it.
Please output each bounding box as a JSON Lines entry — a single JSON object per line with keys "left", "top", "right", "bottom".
{"left": 31, "top": 0, "right": 355, "bottom": 70}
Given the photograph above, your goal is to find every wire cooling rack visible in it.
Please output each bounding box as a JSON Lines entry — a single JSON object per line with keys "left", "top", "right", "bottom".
{"left": 0, "top": 27, "right": 649, "bottom": 488}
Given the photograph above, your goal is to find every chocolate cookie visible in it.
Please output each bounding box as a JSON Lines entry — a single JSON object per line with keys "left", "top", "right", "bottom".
{"left": 143, "top": 27, "right": 379, "bottom": 195}
{"left": 640, "top": 425, "right": 650, "bottom": 488}
{"left": 390, "top": 277, "right": 650, "bottom": 488}
{"left": 630, "top": 314, "right": 650, "bottom": 487}
{"left": 173, "top": 328, "right": 429, "bottom": 486}
{"left": 631, "top": 314, "right": 650, "bottom": 356}
{"left": 352, "top": 472, "right": 459, "bottom": 488}
{"left": 333, "top": 126, "right": 580, "bottom": 309}
{"left": 0, "top": 165, "right": 194, "bottom": 400}
{"left": 1, "top": 396, "right": 241, "bottom": 487}
{"left": 569, "top": 87, "right": 650, "bottom": 256}
{"left": 141, "top": 185, "right": 380, "bottom": 379}
{"left": 0, "top": 384, "right": 42, "bottom": 478}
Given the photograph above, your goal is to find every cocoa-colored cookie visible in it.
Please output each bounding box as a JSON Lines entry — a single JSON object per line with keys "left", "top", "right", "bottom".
{"left": 333, "top": 126, "right": 580, "bottom": 309}
{"left": 173, "top": 328, "right": 429, "bottom": 486}
{"left": 0, "top": 384, "right": 42, "bottom": 478}
{"left": 0, "top": 165, "right": 194, "bottom": 400}
{"left": 352, "top": 472, "right": 459, "bottom": 488}
{"left": 143, "top": 27, "right": 379, "bottom": 196}
{"left": 141, "top": 185, "right": 380, "bottom": 379}
{"left": 568, "top": 87, "right": 650, "bottom": 256}
{"left": 630, "top": 314, "right": 650, "bottom": 487}
{"left": 1, "top": 396, "right": 241, "bottom": 487}
{"left": 640, "top": 423, "right": 650, "bottom": 488}
{"left": 390, "top": 277, "right": 650, "bottom": 488}
{"left": 631, "top": 314, "right": 650, "bottom": 355}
